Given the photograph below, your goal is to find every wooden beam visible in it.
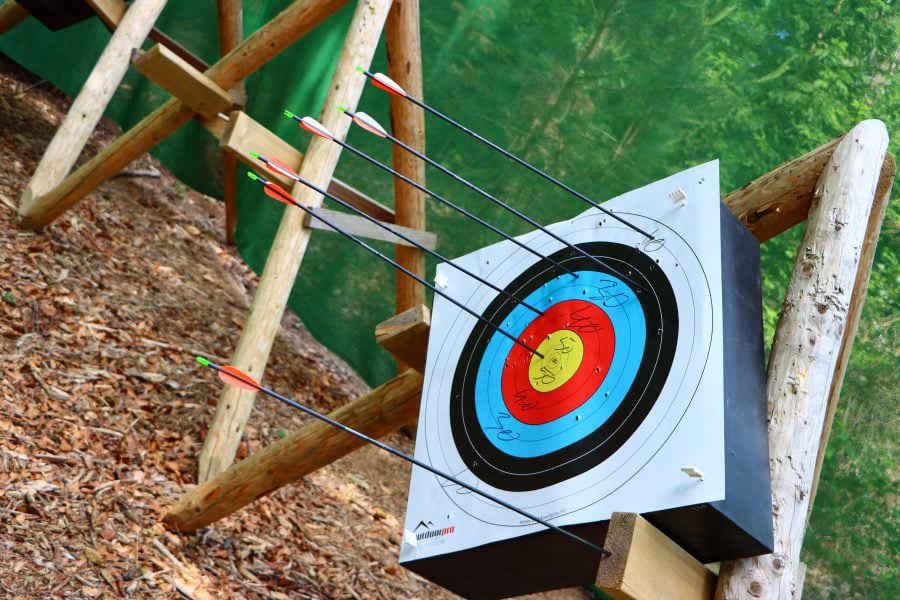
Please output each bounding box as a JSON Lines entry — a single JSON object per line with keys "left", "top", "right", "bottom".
{"left": 386, "top": 0, "right": 427, "bottom": 315}
{"left": 716, "top": 120, "right": 889, "bottom": 599}
{"left": 216, "top": 0, "right": 243, "bottom": 244}
{"left": 596, "top": 513, "right": 716, "bottom": 600}
{"left": 809, "top": 152, "right": 895, "bottom": 511}
{"left": 375, "top": 304, "right": 430, "bottom": 373}
{"left": 221, "top": 110, "right": 395, "bottom": 222}
{"left": 164, "top": 369, "right": 423, "bottom": 532}
{"left": 87, "top": 0, "right": 209, "bottom": 72}
{"left": 18, "top": 0, "right": 351, "bottom": 230}
{"left": 133, "top": 44, "right": 236, "bottom": 119}
{"left": 722, "top": 137, "right": 840, "bottom": 243}
{"left": 17, "top": 0, "right": 168, "bottom": 216}
{"left": 0, "top": 1, "right": 29, "bottom": 35}
{"left": 198, "top": 0, "right": 394, "bottom": 483}
{"left": 304, "top": 208, "right": 437, "bottom": 249}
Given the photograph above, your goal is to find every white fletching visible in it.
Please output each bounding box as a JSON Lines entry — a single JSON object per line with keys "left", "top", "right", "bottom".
{"left": 373, "top": 72, "right": 407, "bottom": 96}
{"left": 354, "top": 111, "right": 388, "bottom": 137}
{"left": 300, "top": 116, "right": 333, "bottom": 140}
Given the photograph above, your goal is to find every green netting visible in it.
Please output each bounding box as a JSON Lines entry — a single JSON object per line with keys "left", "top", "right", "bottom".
{"left": 2, "top": 1, "right": 898, "bottom": 596}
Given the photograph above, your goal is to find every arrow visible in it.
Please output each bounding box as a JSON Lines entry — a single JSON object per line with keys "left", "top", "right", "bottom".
{"left": 245, "top": 171, "right": 544, "bottom": 358}
{"left": 248, "top": 150, "right": 544, "bottom": 316}
{"left": 283, "top": 110, "right": 577, "bottom": 280}
{"left": 338, "top": 107, "right": 650, "bottom": 294}
{"left": 195, "top": 356, "right": 612, "bottom": 558}
{"left": 356, "top": 67, "right": 654, "bottom": 240}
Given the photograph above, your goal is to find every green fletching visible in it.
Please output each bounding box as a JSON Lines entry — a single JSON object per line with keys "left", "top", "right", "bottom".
{"left": 195, "top": 356, "right": 209, "bottom": 366}
{"left": 247, "top": 172, "right": 258, "bottom": 181}
{"left": 249, "top": 151, "right": 260, "bottom": 159}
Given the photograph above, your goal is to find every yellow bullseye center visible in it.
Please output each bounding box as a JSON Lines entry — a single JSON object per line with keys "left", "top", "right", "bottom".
{"left": 528, "top": 329, "right": 584, "bottom": 392}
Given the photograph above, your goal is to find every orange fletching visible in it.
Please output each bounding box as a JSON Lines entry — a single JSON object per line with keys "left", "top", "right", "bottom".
{"left": 264, "top": 183, "right": 296, "bottom": 206}
{"left": 218, "top": 365, "right": 259, "bottom": 391}
{"left": 267, "top": 157, "right": 298, "bottom": 179}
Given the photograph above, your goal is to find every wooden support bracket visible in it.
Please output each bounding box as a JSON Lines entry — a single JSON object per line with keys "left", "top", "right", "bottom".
{"left": 596, "top": 513, "right": 716, "bottom": 600}
{"left": 375, "top": 304, "right": 430, "bottom": 373}
{"left": 164, "top": 369, "right": 424, "bottom": 532}
{"left": 133, "top": 44, "right": 237, "bottom": 119}
{"left": 221, "top": 110, "right": 395, "bottom": 223}
{"left": 304, "top": 208, "right": 437, "bottom": 249}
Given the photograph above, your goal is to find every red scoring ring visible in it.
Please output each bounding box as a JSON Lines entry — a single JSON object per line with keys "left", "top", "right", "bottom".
{"left": 501, "top": 299, "right": 614, "bottom": 425}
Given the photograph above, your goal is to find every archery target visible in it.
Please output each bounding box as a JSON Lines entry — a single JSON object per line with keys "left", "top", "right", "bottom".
{"left": 402, "top": 161, "right": 726, "bottom": 561}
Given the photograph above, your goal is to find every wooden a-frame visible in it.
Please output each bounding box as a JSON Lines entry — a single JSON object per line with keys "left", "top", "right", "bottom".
{"left": 166, "top": 120, "right": 893, "bottom": 600}
{"left": 7, "top": 0, "right": 430, "bottom": 483}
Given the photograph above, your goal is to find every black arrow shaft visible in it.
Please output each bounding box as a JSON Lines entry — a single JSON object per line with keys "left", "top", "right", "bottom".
{"left": 200, "top": 359, "right": 611, "bottom": 558}
{"left": 361, "top": 68, "right": 653, "bottom": 240}
{"left": 258, "top": 155, "right": 543, "bottom": 316}
{"left": 250, "top": 175, "right": 543, "bottom": 358}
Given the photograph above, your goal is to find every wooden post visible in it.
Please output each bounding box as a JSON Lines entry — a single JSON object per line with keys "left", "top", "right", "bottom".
{"left": 596, "top": 513, "right": 716, "bottom": 600}
{"left": 386, "top": 0, "right": 427, "bottom": 315}
{"left": 17, "top": 0, "right": 350, "bottom": 230}
{"left": 808, "top": 153, "right": 895, "bottom": 510}
{"left": 216, "top": 0, "right": 243, "bottom": 244}
{"left": 197, "top": 0, "right": 394, "bottom": 484}
{"left": 0, "top": 0, "right": 28, "bottom": 35}
{"left": 17, "top": 0, "right": 169, "bottom": 213}
{"left": 164, "top": 369, "right": 423, "bottom": 531}
{"left": 715, "top": 120, "right": 889, "bottom": 599}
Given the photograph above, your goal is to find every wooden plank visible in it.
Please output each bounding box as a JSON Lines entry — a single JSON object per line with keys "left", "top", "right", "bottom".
{"left": 0, "top": 1, "right": 29, "bottom": 35}
{"left": 18, "top": 0, "right": 351, "bottom": 230}
{"left": 87, "top": 0, "right": 209, "bottom": 72}
{"left": 164, "top": 369, "right": 423, "bottom": 531}
{"left": 375, "top": 304, "right": 430, "bottom": 373}
{"left": 17, "top": 0, "right": 168, "bottom": 216}
{"left": 809, "top": 152, "right": 895, "bottom": 511}
{"left": 198, "top": 0, "right": 394, "bottom": 483}
{"left": 722, "top": 137, "right": 840, "bottom": 243}
{"left": 596, "top": 513, "right": 716, "bottom": 600}
{"left": 716, "top": 120, "right": 889, "bottom": 599}
{"left": 221, "top": 110, "right": 395, "bottom": 222}
{"left": 133, "top": 44, "right": 236, "bottom": 119}
{"left": 305, "top": 208, "right": 437, "bottom": 250}
{"left": 386, "top": 0, "right": 427, "bottom": 314}
{"left": 216, "top": 0, "right": 243, "bottom": 244}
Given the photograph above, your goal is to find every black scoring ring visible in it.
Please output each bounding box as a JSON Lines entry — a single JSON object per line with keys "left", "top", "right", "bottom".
{"left": 449, "top": 242, "right": 678, "bottom": 491}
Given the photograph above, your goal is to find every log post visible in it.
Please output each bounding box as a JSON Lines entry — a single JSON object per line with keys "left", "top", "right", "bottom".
{"left": 715, "top": 120, "right": 889, "bottom": 599}
{"left": 197, "top": 0, "right": 394, "bottom": 484}
{"left": 17, "top": 0, "right": 169, "bottom": 214}
{"left": 0, "top": 0, "right": 28, "bottom": 35}
{"left": 165, "top": 369, "right": 423, "bottom": 531}
{"left": 216, "top": 0, "right": 243, "bottom": 244}
{"left": 386, "top": 0, "right": 427, "bottom": 316}
{"left": 17, "top": 0, "right": 350, "bottom": 230}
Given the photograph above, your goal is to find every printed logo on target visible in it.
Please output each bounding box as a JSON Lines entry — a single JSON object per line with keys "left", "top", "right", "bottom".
{"left": 414, "top": 519, "right": 455, "bottom": 542}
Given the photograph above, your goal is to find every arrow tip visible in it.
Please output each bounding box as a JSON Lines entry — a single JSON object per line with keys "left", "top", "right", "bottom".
{"left": 195, "top": 356, "right": 209, "bottom": 366}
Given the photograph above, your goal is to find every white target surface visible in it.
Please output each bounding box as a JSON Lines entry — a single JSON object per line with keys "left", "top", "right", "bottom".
{"left": 401, "top": 161, "right": 725, "bottom": 561}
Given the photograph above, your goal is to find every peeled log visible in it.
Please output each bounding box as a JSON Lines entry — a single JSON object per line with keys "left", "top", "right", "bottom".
{"left": 165, "top": 369, "right": 423, "bottom": 531}
{"left": 715, "top": 120, "right": 889, "bottom": 599}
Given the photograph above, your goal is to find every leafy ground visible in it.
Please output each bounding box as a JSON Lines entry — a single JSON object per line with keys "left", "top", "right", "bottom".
{"left": 0, "top": 56, "right": 463, "bottom": 599}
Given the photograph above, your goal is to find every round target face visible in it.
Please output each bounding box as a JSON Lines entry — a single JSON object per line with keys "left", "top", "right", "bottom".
{"left": 421, "top": 213, "right": 713, "bottom": 526}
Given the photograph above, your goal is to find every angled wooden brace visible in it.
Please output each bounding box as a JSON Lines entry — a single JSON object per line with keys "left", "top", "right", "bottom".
{"left": 197, "top": 0, "right": 395, "bottom": 483}
{"left": 17, "top": 0, "right": 169, "bottom": 214}
{"left": 17, "top": 0, "right": 352, "bottom": 230}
